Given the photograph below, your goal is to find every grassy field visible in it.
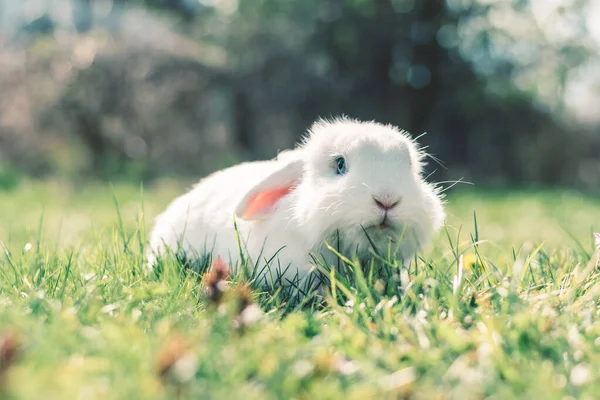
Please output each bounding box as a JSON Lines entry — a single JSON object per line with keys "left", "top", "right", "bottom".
{"left": 0, "top": 180, "right": 599, "bottom": 399}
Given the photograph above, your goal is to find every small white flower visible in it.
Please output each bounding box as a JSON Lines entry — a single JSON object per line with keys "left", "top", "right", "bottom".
{"left": 344, "top": 300, "right": 355, "bottom": 313}
{"left": 131, "top": 309, "right": 142, "bottom": 322}
{"left": 386, "top": 296, "right": 398, "bottom": 308}
{"left": 172, "top": 355, "right": 199, "bottom": 383}
{"left": 379, "top": 367, "right": 417, "bottom": 391}
{"left": 570, "top": 364, "right": 592, "bottom": 386}
{"left": 101, "top": 304, "right": 119, "bottom": 314}
{"left": 477, "top": 342, "right": 493, "bottom": 364}
{"left": 335, "top": 358, "right": 358, "bottom": 375}
{"left": 23, "top": 243, "right": 32, "bottom": 252}
{"left": 293, "top": 360, "right": 314, "bottom": 378}
{"left": 83, "top": 273, "right": 94, "bottom": 281}
{"left": 238, "top": 304, "right": 262, "bottom": 326}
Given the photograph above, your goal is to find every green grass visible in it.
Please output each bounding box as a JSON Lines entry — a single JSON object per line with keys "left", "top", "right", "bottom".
{"left": 1, "top": 180, "right": 600, "bottom": 399}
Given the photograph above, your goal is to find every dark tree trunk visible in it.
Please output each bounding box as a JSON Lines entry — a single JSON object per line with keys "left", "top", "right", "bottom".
{"left": 407, "top": 0, "right": 445, "bottom": 135}
{"left": 108, "top": 0, "right": 125, "bottom": 31}
{"left": 233, "top": 88, "right": 255, "bottom": 156}
{"left": 372, "top": 0, "right": 396, "bottom": 102}
{"left": 72, "top": 0, "right": 93, "bottom": 33}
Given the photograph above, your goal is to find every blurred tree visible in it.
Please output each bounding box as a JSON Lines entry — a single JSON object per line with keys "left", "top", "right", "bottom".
{"left": 72, "top": 0, "right": 93, "bottom": 33}
{"left": 0, "top": 0, "right": 598, "bottom": 186}
{"left": 107, "top": 0, "right": 125, "bottom": 30}
{"left": 18, "top": 13, "right": 55, "bottom": 36}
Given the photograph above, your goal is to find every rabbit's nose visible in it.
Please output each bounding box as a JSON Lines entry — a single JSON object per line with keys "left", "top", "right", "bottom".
{"left": 373, "top": 196, "right": 401, "bottom": 211}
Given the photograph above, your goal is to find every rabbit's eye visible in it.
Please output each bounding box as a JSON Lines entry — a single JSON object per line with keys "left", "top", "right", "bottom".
{"left": 334, "top": 156, "right": 347, "bottom": 175}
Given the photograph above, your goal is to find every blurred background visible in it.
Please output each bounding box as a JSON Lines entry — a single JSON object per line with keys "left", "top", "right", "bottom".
{"left": 0, "top": 0, "right": 599, "bottom": 191}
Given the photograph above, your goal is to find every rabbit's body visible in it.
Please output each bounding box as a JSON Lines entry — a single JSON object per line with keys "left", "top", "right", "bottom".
{"left": 148, "top": 159, "right": 309, "bottom": 278}
{"left": 149, "top": 117, "right": 445, "bottom": 285}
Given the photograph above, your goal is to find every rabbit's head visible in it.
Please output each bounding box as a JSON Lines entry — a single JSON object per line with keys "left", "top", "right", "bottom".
{"left": 235, "top": 117, "right": 445, "bottom": 263}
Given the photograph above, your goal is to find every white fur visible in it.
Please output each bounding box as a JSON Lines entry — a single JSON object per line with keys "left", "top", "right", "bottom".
{"left": 148, "top": 117, "right": 445, "bottom": 284}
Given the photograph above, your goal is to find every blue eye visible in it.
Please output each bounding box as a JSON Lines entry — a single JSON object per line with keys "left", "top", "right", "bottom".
{"left": 335, "top": 156, "right": 347, "bottom": 175}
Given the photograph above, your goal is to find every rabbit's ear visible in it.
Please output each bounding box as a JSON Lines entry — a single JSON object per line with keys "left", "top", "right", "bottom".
{"left": 235, "top": 159, "right": 304, "bottom": 221}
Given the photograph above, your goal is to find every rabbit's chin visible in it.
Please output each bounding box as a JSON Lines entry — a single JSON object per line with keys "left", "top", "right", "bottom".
{"left": 315, "top": 222, "right": 423, "bottom": 266}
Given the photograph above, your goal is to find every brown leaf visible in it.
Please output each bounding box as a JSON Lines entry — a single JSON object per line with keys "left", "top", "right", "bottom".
{"left": 0, "top": 333, "right": 21, "bottom": 374}
{"left": 205, "top": 257, "right": 230, "bottom": 304}
{"left": 156, "top": 335, "right": 186, "bottom": 380}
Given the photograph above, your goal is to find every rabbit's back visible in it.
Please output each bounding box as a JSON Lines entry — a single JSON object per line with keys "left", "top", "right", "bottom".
{"left": 148, "top": 160, "right": 280, "bottom": 267}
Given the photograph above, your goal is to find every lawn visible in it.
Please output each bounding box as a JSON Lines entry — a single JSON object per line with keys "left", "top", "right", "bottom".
{"left": 1, "top": 180, "right": 599, "bottom": 400}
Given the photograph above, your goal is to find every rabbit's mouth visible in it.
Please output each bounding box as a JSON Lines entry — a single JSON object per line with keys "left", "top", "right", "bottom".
{"left": 364, "top": 219, "right": 400, "bottom": 236}
{"left": 336, "top": 222, "right": 417, "bottom": 262}
{"left": 378, "top": 221, "right": 393, "bottom": 230}
{"left": 377, "top": 215, "right": 389, "bottom": 229}
{"left": 376, "top": 213, "right": 398, "bottom": 231}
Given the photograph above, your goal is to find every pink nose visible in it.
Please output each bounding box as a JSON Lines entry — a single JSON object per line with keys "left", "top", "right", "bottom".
{"left": 373, "top": 196, "right": 401, "bottom": 210}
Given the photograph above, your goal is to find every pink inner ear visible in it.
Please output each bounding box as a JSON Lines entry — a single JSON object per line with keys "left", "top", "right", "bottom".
{"left": 242, "top": 184, "right": 294, "bottom": 219}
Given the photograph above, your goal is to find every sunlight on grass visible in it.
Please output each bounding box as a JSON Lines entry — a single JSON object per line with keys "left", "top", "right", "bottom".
{"left": 0, "top": 180, "right": 599, "bottom": 399}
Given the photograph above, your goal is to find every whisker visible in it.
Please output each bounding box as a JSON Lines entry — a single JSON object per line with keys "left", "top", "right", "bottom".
{"left": 413, "top": 132, "right": 428, "bottom": 141}
{"left": 323, "top": 200, "right": 344, "bottom": 213}
{"left": 424, "top": 169, "right": 438, "bottom": 181}
{"left": 439, "top": 178, "right": 474, "bottom": 193}
{"left": 426, "top": 153, "right": 447, "bottom": 170}
{"left": 333, "top": 201, "right": 345, "bottom": 211}
{"left": 361, "top": 182, "right": 375, "bottom": 191}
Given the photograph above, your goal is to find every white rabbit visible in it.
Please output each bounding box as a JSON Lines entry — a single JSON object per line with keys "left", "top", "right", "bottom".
{"left": 148, "top": 117, "right": 445, "bottom": 286}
